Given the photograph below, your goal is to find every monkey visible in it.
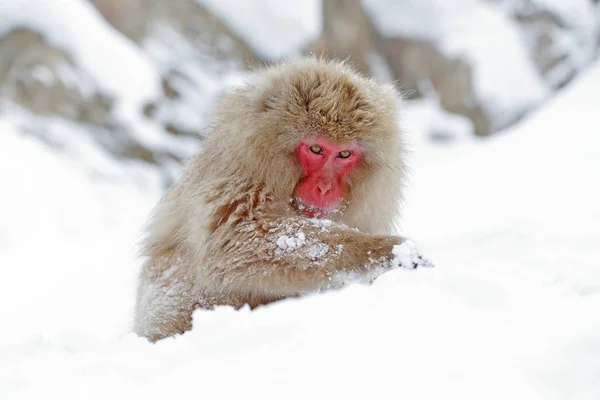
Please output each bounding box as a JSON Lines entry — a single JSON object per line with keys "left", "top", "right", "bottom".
{"left": 133, "top": 58, "right": 432, "bottom": 342}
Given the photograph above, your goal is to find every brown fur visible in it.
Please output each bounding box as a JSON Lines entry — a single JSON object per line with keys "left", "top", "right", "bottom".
{"left": 133, "top": 58, "right": 407, "bottom": 341}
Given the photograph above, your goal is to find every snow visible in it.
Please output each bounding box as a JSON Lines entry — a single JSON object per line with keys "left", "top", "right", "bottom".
{"left": 403, "top": 97, "right": 475, "bottom": 143}
{"left": 0, "top": 119, "right": 162, "bottom": 345}
{"left": 140, "top": 22, "right": 245, "bottom": 142}
{"left": 391, "top": 239, "right": 433, "bottom": 269}
{"left": 525, "top": 0, "right": 597, "bottom": 63}
{"left": 1, "top": 0, "right": 159, "bottom": 107}
{"left": 363, "top": 0, "right": 449, "bottom": 39}
{"left": 268, "top": 219, "right": 337, "bottom": 265}
{"left": 508, "top": 0, "right": 599, "bottom": 88}
{"left": 196, "top": 0, "right": 322, "bottom": 60}
{"left": 2, "top": 1, "right": 600, "bottom": 397}
{"left": 365, "top": 0, "right": 549, "bottom": 131}
{"left": 276, "top": 232, "right": 306, "bottom": 251}
{"left": 28, "top": 65, "right": 55, "bottom": 87}
{"left": 441, "top": 3, "right": 548, "bottom": 130}
{"left": 3, "top": 59, "right": 600, "bottom": 397}
{"left": 0, "top": 0, "right": 195, "bottom": 156}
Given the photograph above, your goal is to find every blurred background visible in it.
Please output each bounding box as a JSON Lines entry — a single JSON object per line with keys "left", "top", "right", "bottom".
{"left": 2, "top": 0, "right": 599, "bottom": 183}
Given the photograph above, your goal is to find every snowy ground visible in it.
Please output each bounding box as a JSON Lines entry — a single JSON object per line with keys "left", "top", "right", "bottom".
{"left": 2, "top": 57, "right": 600, "bottom": 399}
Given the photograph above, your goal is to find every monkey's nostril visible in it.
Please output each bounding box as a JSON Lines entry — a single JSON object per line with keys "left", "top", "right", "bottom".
{"left": 317, "top": 183, "right": 331, "bottom": 196}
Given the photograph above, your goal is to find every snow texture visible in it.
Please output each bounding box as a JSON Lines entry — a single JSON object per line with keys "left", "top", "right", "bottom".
{"left": 2, "top": 59, "right": 600, "bottom": 397}
{"left": 531, "top": 0, "right": 597, "bottom": 70}
{"left": 504, "top": 0, "right": 598, "bottom": 88}
{"left": 365, "top": 0, "right": 549, "bottom": 131}
{"left": 0, "top": 0, "right": 199, "bottom": 159}
{"left": 391, "top": 240, "right": 434, "bottom": 269}
{"left": 267, "top": 218, "right": 340, "bottom": 267}
{"left": 2, "top": 1, "right": 600, "bottom": 398}
{"left": 196, "top": 0, "right": 322, "bottom": 60}
{"left": 276, "top": 232, "right": 306, "bottom": 251}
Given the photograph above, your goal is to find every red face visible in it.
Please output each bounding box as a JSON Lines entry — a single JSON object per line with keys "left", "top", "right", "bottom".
{"left": 295, "top": 137, "right": 362, "bottom": 218}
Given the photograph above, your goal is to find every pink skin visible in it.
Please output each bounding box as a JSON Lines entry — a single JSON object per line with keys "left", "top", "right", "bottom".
{"left": 295, "top": 137, "right": 362, "bottom": 218}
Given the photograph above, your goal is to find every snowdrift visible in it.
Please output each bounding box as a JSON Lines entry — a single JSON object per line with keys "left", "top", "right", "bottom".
{"left": 2, "top": 57, "right": 600, "bottom": 400}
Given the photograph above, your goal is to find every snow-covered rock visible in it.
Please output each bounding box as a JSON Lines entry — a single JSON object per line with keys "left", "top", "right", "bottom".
{"left": 91, "top": 0, "right": 259, "bottom": 139}
{"left": 365, "top": 0, "right": 549, "bottom": 136}
{"left": 507, "top": 0, "right": 599, "bottom": 88}
{"left": 197, "top": 0, "right": 322, "bottom": 60}
{"left": 0, "top": 0, "right": 223, "bottom": 175}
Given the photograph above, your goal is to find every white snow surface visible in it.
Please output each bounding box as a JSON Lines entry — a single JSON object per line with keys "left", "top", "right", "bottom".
{"left": 391, "top": 240, "right": 427, "bottom": 268}
{"left": 196, "top": 0, "right": 322, "bottom": 60}
{"left": 2, "top": 0, "right": 600, "bottom": 393}
{"left": 2, "top": 56, "right": 600, "bottom": 397}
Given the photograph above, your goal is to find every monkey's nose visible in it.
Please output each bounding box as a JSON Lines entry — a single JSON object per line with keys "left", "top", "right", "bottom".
{"left": 317, "top": 181, "right": 332, "bottom": 196}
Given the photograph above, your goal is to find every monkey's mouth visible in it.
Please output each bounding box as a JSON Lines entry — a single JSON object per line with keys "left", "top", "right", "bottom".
{"left": 293, "top": 198, "right": 339, "bottom": 218}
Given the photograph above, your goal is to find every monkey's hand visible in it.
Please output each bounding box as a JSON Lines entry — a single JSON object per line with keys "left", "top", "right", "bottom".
{"left": 391, "top": 239, "right": 434, "bottom": 269}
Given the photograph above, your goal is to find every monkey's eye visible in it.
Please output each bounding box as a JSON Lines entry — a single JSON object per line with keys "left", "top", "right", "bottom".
{"left": 310, "top": 145, "right": 322, "bottom": 155}
{"left": 338, "top": 150, "right": 352, "bottom": 159}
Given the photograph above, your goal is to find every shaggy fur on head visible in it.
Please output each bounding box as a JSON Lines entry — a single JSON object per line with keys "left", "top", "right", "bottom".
{"left": 134, "top": 58, "right": 409, "bottom": 342}
{"left": 193, "top": 58, "right": 403, "bottom": 233}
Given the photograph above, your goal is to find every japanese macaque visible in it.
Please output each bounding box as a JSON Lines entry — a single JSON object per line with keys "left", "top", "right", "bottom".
{"left": 133, "top": 58, "right": 432, "bottom": 342}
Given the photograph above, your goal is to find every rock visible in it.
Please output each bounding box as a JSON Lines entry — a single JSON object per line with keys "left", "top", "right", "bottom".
{"left": 364, "top": 0, "right": 547, "bottom": 136}
{"left": 0, "top": 27, "right": 180, "bottom": 169}
{"left": 308, "top": 0, "right": 378, "bottom": 76}
{"left": 90, "top": 0, "right": 258, "bottom": 64}
{"left": 377, "top": 37, "right": 452, "bottom": 99}
{"left": 509, "top": 0, "right": 598, "bottom": 88}
{"left": 88, "top": 0, "right": 149, "bottom": 40}
{"left": 0, "top": 28, "right": 113, "bottom": 126}
{"left": 197, "top": 0, "right": 322, "bottom": 61}
{"left": 90, "top": 0, "right": 257, "bottom": 140}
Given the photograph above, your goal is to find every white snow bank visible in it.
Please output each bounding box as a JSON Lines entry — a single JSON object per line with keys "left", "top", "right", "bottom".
{"left": 196, "top": 0, "right": 322, "bottom": 60}
{"left": 2, "top": 58, "right": 600, "bottom": 397}
{"left": 0, "top": 118, "right": 162, "bottom": 344}
{"left": 1, "top": 0, "right": 600, "bottom": 394}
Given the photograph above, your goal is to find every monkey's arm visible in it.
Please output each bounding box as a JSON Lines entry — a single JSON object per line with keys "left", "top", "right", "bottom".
{"left": 203, "top": 216, "right": 430, "bottom": 298}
